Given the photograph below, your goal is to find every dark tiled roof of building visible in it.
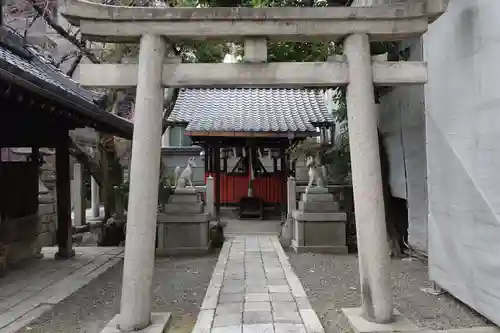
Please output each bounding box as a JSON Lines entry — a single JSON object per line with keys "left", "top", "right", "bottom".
{"left": 0, "top": 27, "right": 133, "bottom": 139}
{"left": 168, "top": 88, "right": 333, "bottom": 133}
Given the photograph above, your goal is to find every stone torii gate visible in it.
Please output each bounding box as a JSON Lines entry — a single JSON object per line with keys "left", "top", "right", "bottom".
{"left": 63, "top": 1, "right": 448, "bottom": 332}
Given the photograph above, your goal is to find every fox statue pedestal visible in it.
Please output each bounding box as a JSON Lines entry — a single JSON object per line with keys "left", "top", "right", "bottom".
{"left": 156, "top": 187, "right": 210, "bottom": 256}
{"left": 291, "top": 186, "right": 348, "bottom": 254}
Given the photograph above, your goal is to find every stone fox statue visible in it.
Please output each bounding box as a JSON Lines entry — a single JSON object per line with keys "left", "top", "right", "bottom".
{"left": 175, "top": 157, "right": 196, "bottom": 188}
{"left": 306, "top": 155, "right": 326, "bottom": 189}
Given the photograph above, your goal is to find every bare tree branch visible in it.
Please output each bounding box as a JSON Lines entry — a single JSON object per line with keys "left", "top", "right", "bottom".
{"left": 23, "top": 12, "right": 41, "bottom": 38}
{"left": 55, "top": 50, "right": 78, "bottom": 67}
{"left": 66, "top": 52, "right": 83, "bottom": 77}
{"left": 25, "top": 0, "right": 101, "bottom": 64}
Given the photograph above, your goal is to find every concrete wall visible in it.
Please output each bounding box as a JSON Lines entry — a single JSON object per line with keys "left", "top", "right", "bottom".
{"left": 377, "top": 38, "right": 428, "bottom": 252}
{"left": 424, "top": 0, "right": 500, "bottom": 326}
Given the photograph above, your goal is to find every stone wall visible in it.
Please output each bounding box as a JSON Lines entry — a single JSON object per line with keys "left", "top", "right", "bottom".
{"left": 38, "top": 153, "right": 58, "bottom": 247}
{"left": 38, "top": 195, "right": 57, "bottom": 247}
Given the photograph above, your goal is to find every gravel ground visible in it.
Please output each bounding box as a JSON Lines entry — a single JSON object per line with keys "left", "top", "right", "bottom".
{"left": 287, "top": 252, "right": 491, "bottom": 333}
{"left": 16, "top": 253, "right": 218, "bottom": 333}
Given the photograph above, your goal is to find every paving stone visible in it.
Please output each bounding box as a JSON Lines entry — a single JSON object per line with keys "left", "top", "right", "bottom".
{"left": 267, "top": 279, "right": 287, "bottom": 285}
{"left": 220, "top": 293, "right": 246, "bottom": 304}
{"left": 224, "top": 280, "right": 246, "bottom": 288}
{"left": 212, "top": 325, "right": 243, "bottom": 333}
{"left": 268, "top": 285, "right": 290, "bottom": 293}
{"left": 270, "top": 293, "right": 295, "bottom": 302}
{"left": 0, "top": 247, "right": 121, "bottom": 330}
{"left": 244, "top": 301, "right": 272, "bottom": 312}
{"left": 243, "top": 311, "right": 273, "bottom": 324}
{"left": 246, "top": 279, "right": 267, "bottom": 286}
{"left": 274, "top": 323, "right": 307, "bottom": 333}
{"left": 294, "top": 297, "right": 312, "bottom": 310}
{"left": 222, "top": 285, "right": 246, "bottom": 294}
{"left": 266, "top": 272, "right": 285, "bottom": 279}
{"left": 246, "top": 285, "right": 269, "bottom": 293}
{"left": 271, "top": 302, "right": 298, "bottom": 312}
{"left": 213, "top": 313, "right": 243, "bottom": 327}
{"left": 193, "top": 236, "right": 322, "bottom": 333}
{"left": 245, "top": 293, "right": 270, "bottom": 302}
{"left": 272, "top": 309, "right": 303, "bottom": 324}
{"left": 216, "top": 303, "right": 244, "bottom": 315}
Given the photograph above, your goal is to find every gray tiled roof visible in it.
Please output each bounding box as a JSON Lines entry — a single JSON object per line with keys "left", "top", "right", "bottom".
{"left": 168, "top": 88, "right": 333, "bottom": 133}
{"left": 0, "top": 27, "right": 133, "bottom": 138}
{"left": 0, "top": 28, "right": 100, "bottom": 104}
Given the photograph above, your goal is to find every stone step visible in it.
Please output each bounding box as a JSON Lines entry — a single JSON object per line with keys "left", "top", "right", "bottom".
{"left": 164, "top": 202, "right": 204, "bottom": 214}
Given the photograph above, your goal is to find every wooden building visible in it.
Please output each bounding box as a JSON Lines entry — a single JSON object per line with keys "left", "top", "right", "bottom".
{"left": 167, "top": 88, "right": 333, "bottom": 218}
{"left": 0, "top": 26, "right": 132, "bottom": 269}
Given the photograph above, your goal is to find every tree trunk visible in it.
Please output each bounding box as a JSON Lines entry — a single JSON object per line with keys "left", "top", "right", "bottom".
{"left": 69, "top": 139, "right": 103, "bottom": 186}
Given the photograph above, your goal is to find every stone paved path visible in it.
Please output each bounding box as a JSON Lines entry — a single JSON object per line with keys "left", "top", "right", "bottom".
{"left": 0, "top": 247, "right": 123, "bottom": 333}
{"left": 192, "top": 235, "right": 324, "bottom": 333}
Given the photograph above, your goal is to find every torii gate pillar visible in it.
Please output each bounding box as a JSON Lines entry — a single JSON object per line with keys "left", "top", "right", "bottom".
{"left": 344, "top": 33, "right": 393, "bottom": 324}
{"left": 119, "top": 34, "right": 167, "bottom": 331}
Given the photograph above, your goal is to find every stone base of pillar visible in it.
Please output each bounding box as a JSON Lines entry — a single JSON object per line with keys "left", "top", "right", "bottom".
{"left": 156, "top": 188, "right": 210, "bottom": 256}
{"left": 341, "top": 308, "right": 418, "bottom": 333}
{"left": 55, "top": 249, "right": 76, "bottom": 260}
{"left": 291, "top": 188, "right": 348, "bottom": 254}
{"left": 100, "top": 312, "right": 171, "bottom": 333}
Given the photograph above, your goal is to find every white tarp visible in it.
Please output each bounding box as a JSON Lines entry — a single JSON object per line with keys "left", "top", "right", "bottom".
{"left": 424, "top": 0, "right": 500, "bottom": 326}
{"left": 378, "top": 37, "right": 428, "bottom": 253}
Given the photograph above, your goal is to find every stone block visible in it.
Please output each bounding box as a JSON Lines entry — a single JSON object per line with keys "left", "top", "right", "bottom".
{"left": 169, "top": 194, "right": 199, "bottom": 204}
{"left": 292, "top": 219, "right": 347, "bottom": 254}
{"left": 300, "top": 193, "right": 332, "bottom": 202}
{"left": 100, "top": 312, "right": 172, "bottom": 333}
{"left": 341, "top": 308, "right": 420, "bottom": 333}
{"left": 38, "top": 232, "right": 55, "bottom": 246}
{"left": 305, "top": 186, "right": 328, "bottom": 194}
{"left": 40, "top": 214, "right": 57, "bottom": 224}
{"left": 38, "top": 194, "right": 55, "bottom": 204}
{"left": 244, "top": 311, "right": 272, "bottom": 324}
{"left": 39, "top": 203, "right": 55, "bottom": 215}
{"left": 174, "top": 187, "right": 197, "bottom": 195}
{"left": 158, "top": 213, "right": 210, "bottom": 224}
{"left": 156, "top": 213, "right": 210, "bottom": 256}
{"left": 272, "top": 309, "right": 302, "bottom": 324}
{"left": 164, "top": 202, "right": 204, "bottom": 214}
{"left": 214, "top": 313, "right": 243, "bottom": 327}
{"left": 298, "top": 201, "right": 339, "bottom": 213}
{"left": 292, "top": 211, "right": 346, "bottom": 222}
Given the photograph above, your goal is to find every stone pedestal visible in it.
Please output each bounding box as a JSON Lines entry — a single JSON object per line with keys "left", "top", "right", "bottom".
{"left": 157, "top": 188, "right": 210, "bottom": 256}
{"left": 291, "top": 186, "right": 347, "bottom": 254}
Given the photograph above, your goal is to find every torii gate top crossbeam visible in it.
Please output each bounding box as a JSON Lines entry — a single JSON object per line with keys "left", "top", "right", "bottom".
{"left": 62, "top": 0, "right": 449, "bottom": 43}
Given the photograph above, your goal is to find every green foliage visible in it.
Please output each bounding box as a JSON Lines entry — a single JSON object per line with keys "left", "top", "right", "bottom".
{"left": 179, "top": 42, "right": 229, "bottom": 63}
